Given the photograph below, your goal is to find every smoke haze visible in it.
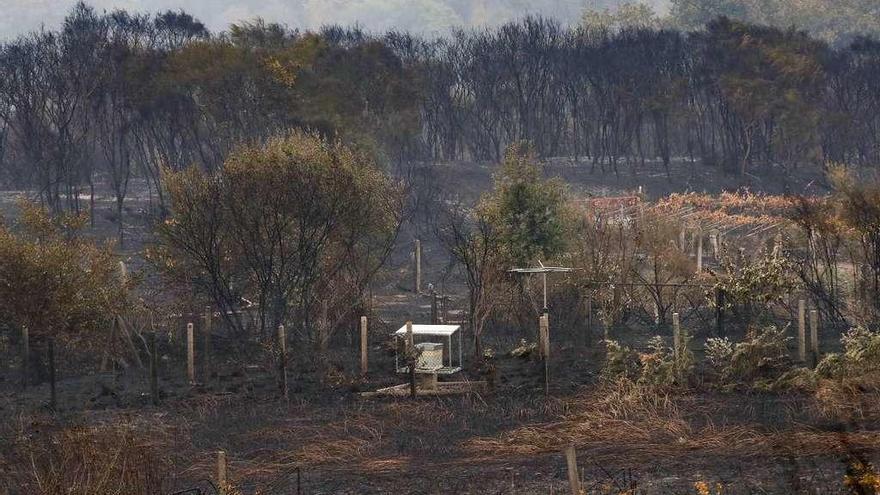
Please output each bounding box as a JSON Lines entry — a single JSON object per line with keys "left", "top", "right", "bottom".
{"left": 0, "top": 0, "right": 672, "bottom": 40}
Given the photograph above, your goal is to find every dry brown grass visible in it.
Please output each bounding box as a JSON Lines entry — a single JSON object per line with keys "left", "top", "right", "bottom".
{"left": 5, "top": 372, "right": 878, "bottom": 493}
{"left": 0, "top": 413, "right": 184, "bottom": 495}
{"left": 463, "top": 379, "right": 880, "bottom": 468}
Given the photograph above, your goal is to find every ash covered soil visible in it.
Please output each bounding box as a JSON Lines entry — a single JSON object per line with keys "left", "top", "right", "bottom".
{"left": 2, "top": 158, "right": 874, "bottom": 494}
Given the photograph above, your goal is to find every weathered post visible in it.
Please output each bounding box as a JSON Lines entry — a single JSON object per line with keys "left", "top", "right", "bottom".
{"left": 539, "top": 314, "right": 550, "bottom": 360}
{"left": 810, "top": 309, "right": 820, "bottom": 367}
{"left": 414, "top": 239, "right": 422, "bottom": 294}
{"left": 217, "top": 450, "right": 228, "bottom": 495}
{"left": 564, "top": 446, "right": 582, "bottom": 495}
{"left": 203, "top": 307, "right": 212, "bottom": 384}
{"left": 149, "top": 332, "right": 159, "bottom": 406}
{"left": 20, "top": 326, "right": 29, "bottom": 390}
{"left": 679, "top": 228, "right": 686, "bottom": 252}
{"left": 187, "top": 322, "right": 195, "bottom": 385}
{"left": 278, "top": 324, "right": 288, "bottom": 400}
{"left": 672, "top": 312, "right": 681, "bottom": 360}
{"left": 797, "top": 300, "right": 806, "bottom": 363}
{"left": 696, "top": 233, "right": 704, "bottom": 272}
{"left": 540, "top": 314, "right": 550, "bottom": 396}
{"left": 360, "top": 316, "right": 368, "bottom": 376}
{"left": 430, "top": 292, "right": 438, "bottom": 324}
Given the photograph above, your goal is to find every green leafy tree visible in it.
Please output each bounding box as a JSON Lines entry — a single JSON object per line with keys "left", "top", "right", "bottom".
{"left": 0, "top": 202, "right": 128, "bottom": 408}
{"left": 711, "top": 247, "right": 792, "bottom": 327}
{"left": 480, "top": 142, "right": 570, "bottom": 267}
{"left": 156, "top": 132, "right": 402, "bottom": 355}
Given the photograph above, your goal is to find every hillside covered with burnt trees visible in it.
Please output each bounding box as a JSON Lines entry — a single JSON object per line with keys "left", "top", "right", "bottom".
{"left": 1, "top": 2, "right": 880, "bottom": 219}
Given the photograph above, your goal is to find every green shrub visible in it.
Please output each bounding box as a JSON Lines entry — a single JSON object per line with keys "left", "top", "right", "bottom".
{"left": 705, "top": 337, "right": 735, "bottom": 383}
{"left": 815, "top": 327, "right": 880, "bottom": 379}
{"left": 705, "top": 325, "right": 792, "bottom": 389}
{"left": 840, "top": 327, "right": 880, "bottom": 373}
{"left": 638, "top": 336, "right": 677, "bottom": 386}
{"left": 603, "top": 334, "right": 693, "bottom": 387}
{"left": 729, "top": 325, "right": 792, "bottom": 382}
{"left": 815, "top": 353, "right": 845, "bottom": 378}
{"left": 601, "top": 339, "right": 640, "bottom": 381}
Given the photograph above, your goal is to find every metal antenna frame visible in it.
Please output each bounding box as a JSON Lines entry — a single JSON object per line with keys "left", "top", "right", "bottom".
{"left": 508, "top": 260, "right": 573, "bottom": 312}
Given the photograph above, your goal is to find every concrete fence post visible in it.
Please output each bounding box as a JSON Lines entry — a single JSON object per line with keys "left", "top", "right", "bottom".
{"left": 360, "top": 316, "right": 368, "bottom": 376}
{"left": 187, "top": 322, "right": 195, "bottom": 385}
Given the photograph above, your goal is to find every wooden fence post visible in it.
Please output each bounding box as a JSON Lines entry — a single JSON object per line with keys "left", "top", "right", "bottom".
{"left": 539, "top": 314, "right": 550, "bottom": 360}
{"left": 278, "top": 324, "right": 288, "bottom": 400}
{"left": 414, "top": 239, "right": 422, "bottom": 294}
{"left": 203, "top": 307, "right": 212, "bottom": 383}
{"left": 540, "top": 314, "right": 550, "bottom": 396}
{"left": 797, "top": 300, "right": 806, "bottom": 363}
{"left": 564, "top": 445, "right": 582, "bottom": 495}
{"left": 360, "top": 316, "right": 368, "bottom": 376}
{"left": 149, "top": 333, "right": 159, "bottom": 406}
{"left": 810, "top": 309, "right": 820, "bottom": 367}
{"left": 217, "top": 450, "right": 228, "bottom": 495}
{"left": 187, "top": 322, "right": 195, "bottom": 385}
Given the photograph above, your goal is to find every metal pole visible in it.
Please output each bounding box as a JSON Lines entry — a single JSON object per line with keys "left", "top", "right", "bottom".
{"left": 542, "top": 272, "right": 548, "bottom": 311}
{"left": 406, "top": 321, "right": 416, "bottom": 398}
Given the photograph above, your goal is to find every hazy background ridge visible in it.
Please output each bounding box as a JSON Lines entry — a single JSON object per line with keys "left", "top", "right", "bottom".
{"left": 0, "top": 0, "right": 669, "bottom": 39}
